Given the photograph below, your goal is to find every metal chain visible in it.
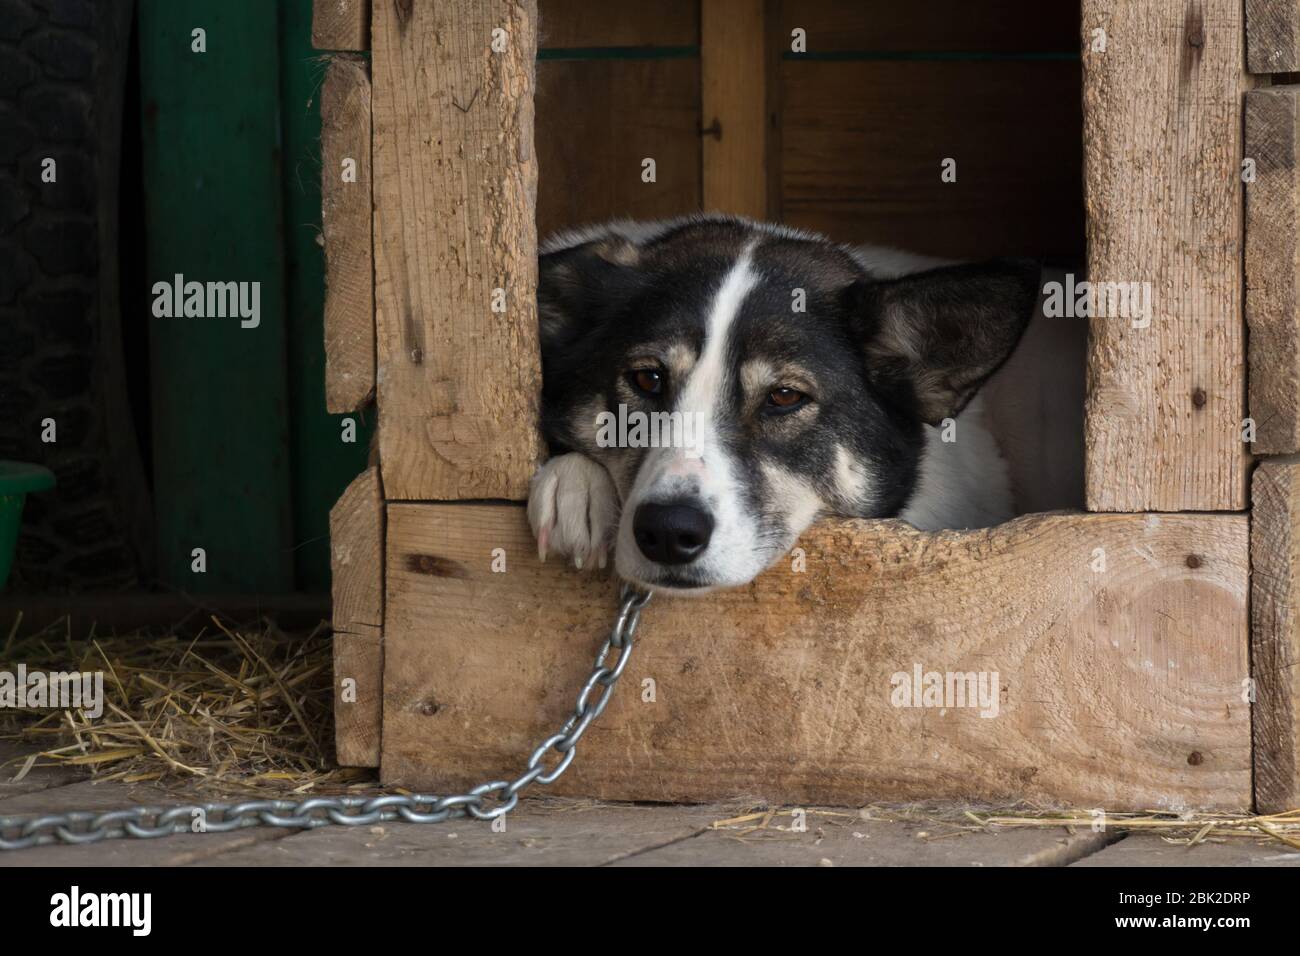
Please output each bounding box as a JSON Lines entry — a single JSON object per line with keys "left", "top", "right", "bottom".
{"left": 0, "top": 585, "right": 652, "bottom": 852}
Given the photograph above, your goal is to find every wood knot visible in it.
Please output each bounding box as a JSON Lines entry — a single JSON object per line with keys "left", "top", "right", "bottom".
{"left": 1191, "top": 387, "right": 1207, "bottom": 409}
{"left": 1187, "top": 29, "right": 1204, "bottom": 48}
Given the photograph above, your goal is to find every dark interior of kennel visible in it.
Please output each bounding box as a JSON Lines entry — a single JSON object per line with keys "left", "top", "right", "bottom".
{"left": 535, "top": 0, "right": 1087, "bottom": 513}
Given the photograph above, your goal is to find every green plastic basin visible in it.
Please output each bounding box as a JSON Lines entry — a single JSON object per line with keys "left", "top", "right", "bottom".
{"left": 0, "top": 461, "right": 55, "bottom": 589}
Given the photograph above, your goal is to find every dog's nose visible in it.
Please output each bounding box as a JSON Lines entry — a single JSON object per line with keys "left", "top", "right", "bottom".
{"left": 633, "top": 500, "right": 713, "bottom": 565}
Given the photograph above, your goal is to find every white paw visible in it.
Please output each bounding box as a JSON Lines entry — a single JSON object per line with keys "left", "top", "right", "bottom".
{"left": 527, "top": 453, "right": 620, "bottom": 570}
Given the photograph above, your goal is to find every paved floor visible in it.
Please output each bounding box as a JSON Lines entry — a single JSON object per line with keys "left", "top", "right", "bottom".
{"left": 1, "top": 744, "right": 1296, "bottom": 866}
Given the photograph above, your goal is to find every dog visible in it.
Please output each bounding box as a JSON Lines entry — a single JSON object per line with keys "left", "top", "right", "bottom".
{"left": 527, "top": 214, "right": 1044, "bottom": 594}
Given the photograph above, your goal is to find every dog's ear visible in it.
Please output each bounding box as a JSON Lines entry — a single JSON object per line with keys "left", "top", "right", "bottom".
{"left": 538, "top": 236, "right": 644, "bottom": 355}
{"left": 847, "top": 259, "right": 1040, "bottom": 425}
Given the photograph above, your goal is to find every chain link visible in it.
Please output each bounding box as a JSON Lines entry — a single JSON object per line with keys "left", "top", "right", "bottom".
{"left": 0, "top": 585, "right": 652, "bottom": 852}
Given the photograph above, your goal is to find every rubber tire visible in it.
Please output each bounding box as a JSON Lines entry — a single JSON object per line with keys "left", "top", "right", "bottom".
{"left": 0, "top": 0, "right": 151, "bottom": 590}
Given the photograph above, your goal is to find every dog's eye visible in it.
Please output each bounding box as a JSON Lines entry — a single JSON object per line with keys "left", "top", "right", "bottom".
{"left": 627, "top": 368, "right": 664, "bottom": 396}
{"left": 766, "top": 387, "right": 808, "bottom": 412}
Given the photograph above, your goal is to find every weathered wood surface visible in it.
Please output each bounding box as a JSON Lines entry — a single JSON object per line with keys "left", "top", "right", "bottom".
{"left": 701, "top": 0, "right": 775, "bottom": 219}
{"left": 321, "top": 54, "right": 374, "bottom": 414}
{"left": 782, "top": 58, "right": 1082, "bottom": 260}
{"left": 1246, "top": 0, "right": 1300, "bottom": 73}
{"left": 776, "top": 0, "right": 1079, "bottom": 53}
{"left": 538, "top": 0, "right": 698, "bottom": 49}
{"left": 381, "top": 505, "right": 1251, "bottom": 810}
{"left": 312, "top": 0, "right": 369, "bottom": 51}
{"left": 371, "top": 0, "right": 543, "bottom": 500}
{"left": 1251, "top": 456, "right": 1300, "bottom": 813}
{"left": 536, "top": 58, "right": 701, "bottom": 239}
{"left": 330, "top": 467, "right": 384, "bottom": 767}
{"left": 1081, "top": 0, "right": 1251, "bottom": 511}
{"left": 1246, "top": 85, "right": 1300, "bottom": 454}
{"left": 1073, "top": 836, "right": 1300, "bottom": 867}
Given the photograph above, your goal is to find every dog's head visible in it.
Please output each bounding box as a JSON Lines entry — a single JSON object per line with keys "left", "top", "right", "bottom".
{"left": 538, "top": 217, "right": 1038, "bottom": 592}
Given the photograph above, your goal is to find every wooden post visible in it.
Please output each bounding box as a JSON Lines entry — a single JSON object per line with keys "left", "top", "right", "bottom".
{"left": 321, "top": 55, "right": 375, "bottom": 414}
{"left": 1251, "top": 457, "right": 1300, "bottom": 812}
{"left": 371, "top": 0, "right": 543, "bottom": 501}
{"left": 701, "top": 0, "right": 781, "bottom": 218}
{"left": 1246, "top": 0, "right": 1300, "bottom": 74}
{"left": 313, "top": 0, "right": 370, "bottom": 51}
{"left": 1246, "top": 86, "right": 1300, "bottom": 454}
{"left": 331, "top": 467, "right": 384, "bottom": 767}
{"left": 1081, "top": 0, "right": 1250, "bottom": 512}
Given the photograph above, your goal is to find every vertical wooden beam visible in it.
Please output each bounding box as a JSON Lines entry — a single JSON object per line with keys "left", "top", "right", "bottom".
{"left": 1246, "top": 0, "right": 1300, "bottom": 74}
{"left": 331, "top": 466, "right": 384, "bottom": 767}
{"left": 1251, "top": 456, "right": 1300, "bottom": 812}
{"left": 371, "top": 0, "right": 543, "bottom": 501}
{"left": 313, "top": 0, "right": 370, "bottom": 51}
{"left": 1081, "top": 0, "right": 1250, "bottom": 512}
{"left": 321, "top": 55, "right": 375, "bottom": 414}
{"left": 701, "top": 0, "right": 779, "bottom": 218}
{"left": 1246, "top": 86, "right": 1300, "bottom": 454}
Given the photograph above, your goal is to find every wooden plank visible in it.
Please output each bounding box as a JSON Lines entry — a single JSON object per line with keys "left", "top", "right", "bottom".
{"left": 616, "top": 818, "right": 1116, "bottom": 868}
{"left": 1073, "top": 836, "right": 1300, "bottom": 867}
{"left": 381, "top": 504, "right": 1251, "bottom": 810}
{"left": 538, "top": 0, "right": 698, "bottom": 49}
{"left": 781, "top": 59, "right": 1083, "bottom": 259}
{"left": 195, "top": 798, "right": 1114, "bottom": 867}
{"left": 196, "top": 799, "right": 709, "bottom": 867}
{"left": 321, "top": 55, "right": 374, "bottom": 414}
{"left": 312, "top": 0, "right": 369, "bottom": 51}
{"left": 536, "top": 59, "right": 701, "bottom": 239}
{"left": 776, "top": 0, "right": 1079, "bottom": 53}
{"left": 371, "top": 0, "right": 543, "bottom": 501}
{"left": 701, "top": 0, "right": 771, "bottom": 218}
{"left": 1081, "top": 0, "right": 1251, "bottom": 512}
{"left": 331, "top": 466, "right": 384, "bottom": 767}
{"left": 1247, "top": 0, "right": 1300, "bottom": 73}
{"left": 1246, "top": 86, "right": 1300, "bottom": 453}
{"left": 1251, "top": 456, "right": 1300, "bottom": 813}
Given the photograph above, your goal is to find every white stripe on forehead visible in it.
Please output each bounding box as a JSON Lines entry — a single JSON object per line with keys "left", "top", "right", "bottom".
{"left": 677, "top": 243, "right": 759, "bottom": 418}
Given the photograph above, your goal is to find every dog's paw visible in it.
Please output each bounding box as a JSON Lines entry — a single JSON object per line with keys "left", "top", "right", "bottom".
{"left": 527, "top": 453, "right": 620, "bottom": 570}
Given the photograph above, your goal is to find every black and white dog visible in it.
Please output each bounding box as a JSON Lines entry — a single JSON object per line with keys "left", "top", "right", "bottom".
{"left": 528, "top": 215, "right": 1042, "bottom": 593}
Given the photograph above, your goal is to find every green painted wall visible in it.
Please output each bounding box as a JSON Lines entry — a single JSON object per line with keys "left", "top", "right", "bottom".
{"left": 137, "top": 0, "right": 370, "bottom": 594}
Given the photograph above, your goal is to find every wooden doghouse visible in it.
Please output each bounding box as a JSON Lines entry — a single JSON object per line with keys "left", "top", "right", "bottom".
{"left": 315, "top": 0, "right": 1300, "bottom": 812}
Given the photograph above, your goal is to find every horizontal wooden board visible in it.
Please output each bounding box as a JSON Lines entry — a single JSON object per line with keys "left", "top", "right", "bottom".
{"left": 777, "top": 0, "right": 1079, "bottom": 53}
{"left": 1245, "top": 85, "right": 1300, "bottom": 454}
{"left": 538, "top": 0, "right": 699, "bottom": 49}
{"left": 536, "top": 58, "right": 702, "bottom": 239}
{"left": 382, "top": 504, "right": 1251, "bottom": 810}
{"left": 780, "top": 59, "right": 1084, "bottom": 260}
